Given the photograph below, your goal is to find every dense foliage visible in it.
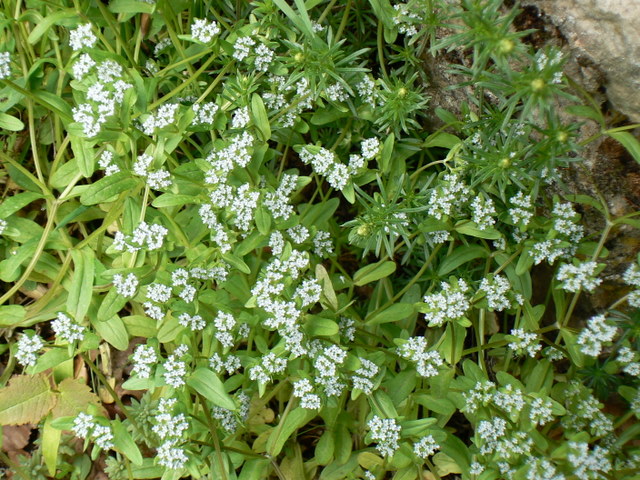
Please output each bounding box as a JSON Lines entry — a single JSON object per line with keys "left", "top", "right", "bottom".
{"left": 1, "top": 0, "right": 640, "bottom": 479}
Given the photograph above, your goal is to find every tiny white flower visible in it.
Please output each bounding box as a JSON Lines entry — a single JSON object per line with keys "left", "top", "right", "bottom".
{"left": 51, "top": 312, "right": 85, "bottom": 343}
{"left": 191, "top": 18, "right": 220, "bottom": 43}
{"left": 15, "top": 333, "right": 44, "bottom": 367}
{"left": 0, "top": 51, "right": 10, "bottom": 79}
{"left": 69, "top": 24, "right": 97, "bottom": 51}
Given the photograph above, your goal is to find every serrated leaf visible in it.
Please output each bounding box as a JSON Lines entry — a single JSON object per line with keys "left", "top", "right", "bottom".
{"left": 188, "top": 368, "right": 236, "bottom": 411}
{"left": 266, "top": 407, "right": 316, "bottom": 456}
{"left": 51, "top": 378, "right": 102, "bottom": 418}
{"left": 0, "top": 374, "right": 56, "bottom": 425}
{"left": 80, "top": 171, "right": 139, "bottom": 205}
{"left": 353, "top": 260, "right": 396, "bottom": 286}
{"left": 67, "top": 248, "right": 95, "bottom": 322}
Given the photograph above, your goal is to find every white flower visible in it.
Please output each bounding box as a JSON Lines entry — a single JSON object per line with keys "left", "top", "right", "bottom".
{"left": 72, "top": 412, "right": 95, "bottom": 438}
{"left": 0, "top": 218, "right": 7, "bottom": 235}
{"left": 325, "top": 83, "right": 348, "bottom": 102}
{"left": 157, "top": 443, "right": 188, "bottom": 470}
{"left": 509, "top": 191, "right": 533, "bottom": 226}
{"left": 623, "top": 264, "right": 640, "bottom": 287}
{"left": 15, "top": 333, "right": 44, "bottom": 367}
{"left": 191, "top": 18, "right": 220, "bottom": 43}
{"left": 479, "top": 275, "right": 512, "bottom": 311}
{"left": 163, "top": 354, "right": 187, "bottom": 388}
{"left": 368, "top": 415, "right": 401, "bottom": 458}
{"left": 147, "top": 283, "right": 172, "bottom": 303}
{"left": 69, "top": 24, "right": 97, "bottom": 51}
{"left": 131, "top": 344, "right": 157, "bottom": 378}
{"left": 313, "top": 230, "right": 333, "bottom": 257}
{"left": 51, "top": 312, "right": 85, "bottom": 343}
{"left": 577, "top": 314, "right": 617, "bottom": 357}
{"left": 423, "top": 278, "right": 470, "bottom": 327}
{"left": 398, "top": 337, "right": 444, "bottom": 377}
{"left": 508, "top": 329, "right": 541, "bottom": 358}
{"left": 192, "top": 102, "right": 218, "bottom": 125}
{"left": 361, "top": 138, "right": 380, "bottom": 160}
{"left": 557, "top": 261, "right": 601, "bottom": 292}
{"left": 471, "top": 195, "right": 496, "bottom": 230}
{"left": 231, "top": 106, "right": 250, "bottom": 129}
{"left": 287, "top": 224, "right": 309, "bottom": 244}
{"left": 72, "top": 53, "right": 95, "bottom": 79}
{"left": 93, "top": 424, "right": 114, "bottom": 450}
{"left": 72, "top": 103, "right": 105, "bottom": 137}
{"left": 414, "top": 435, "right": 440, "bottom": 458}
{"left": 254, "top": 44, "right": 274, "bottom": 72}
{"left": 233, "top": 36, "right": 255, "bottom": 61}
{"left": 294, "top": 278, "right": 321, "bottom": 307}
{"left": 0, "top": 51, "right": 10, "bottom": 79}
{"left": 300, "top": 393, "right": 321, "bottom": 409}
{"left": 113, "top": 273, "right": 138, "bottom": 298}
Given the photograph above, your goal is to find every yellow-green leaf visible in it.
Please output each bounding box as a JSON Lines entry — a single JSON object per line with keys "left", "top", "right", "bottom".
{"left": 353, "top": 260, "right": 396, "bottom": 286}
{"left": 187, "top": 368, "right": 236, "bottom": 411}
{"left": 67, "top": 247, "right": 95, "bottom": 322}
{"left": 0, "top": 374, "right": 56, "bottom": 425}
{"left": 51, "top": 378, "right": 102, "bottom": 418}
{"left": 80, "top": 171, "right": 139, "bottom": 205}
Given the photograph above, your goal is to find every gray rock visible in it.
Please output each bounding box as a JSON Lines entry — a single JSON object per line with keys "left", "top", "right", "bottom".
{"left": 523, "top": 0, "right": 640, "bottom": 121}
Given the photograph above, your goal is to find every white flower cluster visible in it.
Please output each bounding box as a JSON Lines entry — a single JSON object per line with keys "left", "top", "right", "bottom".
{"left": 339, "top": 317, "right": 356, "bottom": 342}
{"left": 209, "top": 353, "right": 241, "bottom": 375}
{"left": 248, "top": 352, "right": 288, "bottom": 385}
{"left": 508, "top": 328, "right": 541, "bottom": 358}
{"left": 368, "top": 415, "right": 401, "bottom": 458}
{"left": 192, "top": 101, "right": 219, "bottom": 125}
{"left": 231, "top": 106, "right": 250, "bottom": 129}
{"left": 133, "top": 153, "right": 172, "bottom": 190}
{"left": 553, "top": 202, "right": 584, "bottom": 243}
{"left": 154, "top": 398, "right": 189, "bottom": 470}
{"left": 69, "top": 24, "right": 97, "bottom": 51}
{"left": 264, "top": 173, "right": 298, "bottom": 220}
{"left": 51, "top": 312, "right": 85, "bottom": 343}
{"left": 508, "top": 191, "right": 533, "bottom": 226}
{"left": 562, "top": 382, "right": 613, "bottom": 437}
{"left": 15, "top": 333, "right": 44, "bottom": 367}
{"left": 617, "top": 347, "right": 640, "bottom": 377}
{"left": 352, "top": 357, "right": 379, "bottom": 394}
{"left": 233, "top": 36, "right": 256, "bottom": 61}
{"left": 623, "top": 263, "right": 640, "bottom": 308}
{"left": 413, "top": 435, "right": 440, "bottom": 459}
{"left": 356, "top": 75, "right": 378, "bottom": 107}
{"left": 398, "top": 336, "right": 444, "bottom": 377}
{"left": 422, "top": 278, "right": 471, "bottom": 327}
{"left": 313, "top": 230, "right": 334, "bottom": 257}
{"left": 393, "top": 3, "right": 420, "bottom": 36}
{"left": 0, "top": 218, "right": 7, "bottom": 235}
{"left": 557, "top": 261, "right": 601, "bottom": 292}
{"left": 325, "top": 83, "right": 349, "bottom": 102}
{"left": 191, "top": 18, "right": 220, "bottom": 43}
{"left": 577, "top": 314, "right": 617, "bottom": 357}
{"left": 212, "top": 392, "right": 250, "bottom": 433}
{"left": 526, "top": 458, "right": 565, "bottom": 480}
{"left": 178, "top": 313, "right": 205, "bottom": 331}
{"left": 206, "top": 131, "right": 254, "bottom": 172}
{"left": 529, "top": 397, "right": 555, "bottom": 426}
{"left": 531, "top": 238, "right": 566, "bottom": 265}
{"left": 72, "top": 57, "right": 133, "bottom": 137}
{"left": 567, "top": 442, "right": 611, "bottom": 480}
{"left": 163, "top": 345, "right": 189, "bottom": 388}
{"left": 213, "top": 311, "right": 236, "bottom": 349}
{"left": 141, "top": 103, "right": 179, "bottom": 135}
{"left": 131, "top": 344, "right": 157, "bottom": 379}
{"left": 0, "top": 51, "right": 11, "bottom": 79}
{"left": 313, "top": 345, "right": 348, "bottom": 397}
{"left": 113, "top": 221, "right": 168, "bottom": 252}
{"left": 477, "top": 417, "right": 532, "bottom": 459}
{"left": 72, "top": 412, "right": 114, "bottom": 450}
{"left": 254, "top": 43, "right": 275, "bottom": 72}
{"left": 299, "top": 146, "right": 350, "bottom": 191}
{"left": 198, "top": 204, "right": 231, "bottom": 253}
{"left": 294, "top": 278, "right": 321, "bottom": 307}
{"left": 98, "top": 150, "right": 119, "bottom": 176}
{"left": 292, "top": 378, "right": 322, "bottom": 409}
{"left": 288, "top": 224, "right": 309, "bottom": 244}
{"left": 427, "top": 173, "right": 470, "bottom": 220}
{"left": 113, "top": 272, "right": 139, "bottom": 298}
{"left": 471, "top": 195, "right": 497, "bottom": 230}
{"left": 479, "top": 275, "right": 515, "bottom": 311}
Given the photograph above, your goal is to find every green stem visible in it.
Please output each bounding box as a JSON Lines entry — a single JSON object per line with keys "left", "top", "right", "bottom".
{"left": 334, "top": 0, "right": 351, "bottom": 43}
{"left": 377, "top": 21, "right": 388, "bottom": 78}
{"left": 197, "top": 393, "right": 229, "bottom": 480}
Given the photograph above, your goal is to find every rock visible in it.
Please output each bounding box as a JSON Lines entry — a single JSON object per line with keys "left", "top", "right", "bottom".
{"left": 522, "top": 0, "right": 640, "bottom": 122}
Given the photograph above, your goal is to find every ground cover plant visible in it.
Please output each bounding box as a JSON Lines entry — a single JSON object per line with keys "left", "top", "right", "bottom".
{"left": 1, "top": 0, "right": 640, "bottom": 478}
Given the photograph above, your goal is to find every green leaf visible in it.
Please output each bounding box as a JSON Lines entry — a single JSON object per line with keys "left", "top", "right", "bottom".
{"left": 70, "top": 136, "right": 95, "bottom": 178}
{"left": 91, "top": 315, "right": 129, "bottom": 351}
{"left": 27, "top": 9, "right": 75, "bottom": 44}
{"left": 113, "top": 419, "right": 143, "bottom": 465}
{"left": 266, "top": 407, "right": 316, "bottom": 456}
{"left": 379, "top": 133, "right": 394, "bottom": 173}
{"left": 151, "top": 194, "right": 197, "bottom": 208}
{"left": 369, "top": 390, "right": 398, "bottom": 418}
{"left": 437, "top": 245, "right": 488, "bottom": 276}
{"left": 315, "top": 430, "right": 334, "bottom": 465}
{"left": 0, "top": 305, "right": 26, "bottom": 327}
{"left": 251, "top": 93, "right": 271, "bottom": 140}
{"left": 0, "top": 192, "right": 42, "bottom": 218}
{"left": 454, "top": 222, "right": 501, "bottom": 239}
{"left": 565, "top": 105, "right": 604, "bottom": 124}
{"left": 433, "top": 452, "right": 462, "bottom": 476}
{"left": 108, "top": 0, "right": 155, "bottom": 13}
{"left": 0, "top": 113, "right": 25, "bottom": 131}
{"left": 43, "top": 415, "right": 62, "bottom": 476}
{"left": 423, "top": 132, "right": 460, "bottom": 149}
{"left": 320, "top": 454, "right": 359, "bottom": 480}
{"left": 0, "top": 238, "right": 38, "bottom": 282}
{"left": 80, "top": 172, "right": 139, "bottom": 206}
{"left": 67, "top": 248, "right": 95, "bottom": 322}
{"left": 97, "top": 289, "right": 128, "bottom": 323}
{"left": 353, "top": 259, "right": 396, "bottom": 286}
{"left": 273, "top": 0, "right": 314, "bottom": 39}
{"left": 32, "top": 348, "right": 71, "bottom": 374}
{"left": 366, "top": 303, "right": 415, "bottom": 325}
{"left": 608, "top": 131, "right": 640, "bottom": 165}
{"left": 304, "top": 315, "right": 339, "bottom": 337}
{"left": 187, "top": 368, "right": 236, "bottom": 411}
{"left": 222, "top": 252, "right": 251, "bottom": 274}
{"left": 0, "top": 374, "right": 56, "bottom": 425}
{"left": 316, "top": 264, "right": 338, "bottom": 311}
{"left": 254, "top": 205, "right": 271, "bottom": 236}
